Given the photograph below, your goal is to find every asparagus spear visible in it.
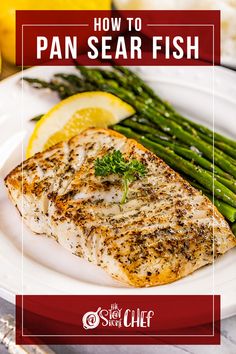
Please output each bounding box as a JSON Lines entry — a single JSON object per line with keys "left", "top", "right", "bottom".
{"left": 25, "top": 67, "right": 236, "bottom": 156}
{"left": 113, "top": 66, "right": 236, "bottom": 149}
{"left": 232, "top": 223, "right": 236, "bottom": 236}
{"left": 133, "top": 106, "right": 236, "bottom": 178}
{"left": 28, "top": 68, "right": 236, "bottom": 167}
{"left": 122, "top": 123, "right": 236, "bottom": 192}
{"left": 76, "top": 66, "right": 236, "bottom": 177}
{"left": 120, "top": 118, "right": 233, "bottom": 180}
{"left": 54, "top": 73, "right": 96, "bottom": 92}
{"left": 24, "top": 75, "right": 97, "bottom": 99}
{"left": 183, "top": 178, "right": 236, "bottom": 222}
{"left": 198, "top": 133, "right": 236, "bottom": 165}
{"left": 215, "top": 175, "right": 236, "bottom": 194}
{"left": 146, "top": 134, "right": 233, "bottom": 180}
{"left": 23, "top": 77, "right": 78, "bottom": 99}
{"left": 97, "top": 69, "right": 146, "bottom": 97}
{"left": 84, "top": 67, "right": 173, "bottom": 118}
{"left": 131, "top": 115, "right": 160, "bottom": 128}
{"left": 30, "top": 114, "right": 44, "bottom": 122}
{"left": 214, "top": 141, "right": 236, "bottom": 159}
{"left": 99, "top": 70, "right": 236, "bottom": 159}
{"left": 25, "top": 69, "right": 236, "bottom": 174}
{"left": 207, "top": 196, "right": 236, "bottom": 222}
{"left": 176, "top": 112, "right": 236, "bottom": 149}
{"left": 25, "top": 68, "right": 236, "bottom": 170}
{"left": 113, "top": 65, "right": 172, "bottom": 111}
{"left": 122, "top": 118, "right": 174, "bottom": 142}
{"left": 141, "top": 107, "right": 236, "bottom": 165}
{"left": 113, "top": 125, "right": 236, "bottom": 208}
{"left": 196, "top": 132, "right": 236, "bottom": 159}
{"left": 88, "top": 68, "right": 236, "bottom": 161}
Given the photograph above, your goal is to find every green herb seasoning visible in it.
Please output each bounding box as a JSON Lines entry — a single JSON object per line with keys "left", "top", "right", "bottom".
{"left": 94, "top": 150, "right": 147, "bottom": 204}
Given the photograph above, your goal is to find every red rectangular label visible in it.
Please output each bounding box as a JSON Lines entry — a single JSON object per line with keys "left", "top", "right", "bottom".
{"left": 16, "top": 295, "right": 220, "bottom": 345}
{"left": 16, "top": 10, "right": 220, "bottom": 66}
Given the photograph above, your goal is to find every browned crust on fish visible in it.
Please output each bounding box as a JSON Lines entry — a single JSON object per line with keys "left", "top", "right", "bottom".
{"left": 5, "top": 128, "right": 236, "bottom": 287}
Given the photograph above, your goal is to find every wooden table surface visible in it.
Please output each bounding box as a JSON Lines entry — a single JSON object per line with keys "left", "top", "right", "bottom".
{"left": 0, "top": 60, "right": 20, "bottom": 81}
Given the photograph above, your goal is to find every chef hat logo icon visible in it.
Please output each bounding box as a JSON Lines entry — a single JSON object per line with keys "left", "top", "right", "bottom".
{"left": 82, "top": 307, "right": 101, "bottom": 330}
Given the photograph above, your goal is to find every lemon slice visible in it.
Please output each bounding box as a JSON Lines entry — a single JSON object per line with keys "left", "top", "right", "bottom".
{"left": 26, "top": 91, "right": 135, "bottom": 158}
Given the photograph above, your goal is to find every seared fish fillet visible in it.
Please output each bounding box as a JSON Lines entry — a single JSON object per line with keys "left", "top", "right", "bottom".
{"left": 5, "top": 128, "right": 236, "bottom": 287}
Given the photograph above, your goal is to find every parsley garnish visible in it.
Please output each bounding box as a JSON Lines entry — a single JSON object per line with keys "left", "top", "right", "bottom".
{"left": 94, "top": 150, "right": 147, "bottom": 204}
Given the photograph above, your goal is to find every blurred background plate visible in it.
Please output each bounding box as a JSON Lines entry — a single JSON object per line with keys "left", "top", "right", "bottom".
{"left": 114, "top": 0, "right": 236, "bottom": 68}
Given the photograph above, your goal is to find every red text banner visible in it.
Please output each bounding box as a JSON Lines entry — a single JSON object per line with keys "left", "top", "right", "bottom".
{"left": 16, "top": 10, "right": 220, "bottom": 66}
{"left": 16, "top": 295, "right": 220, "bottom": 345}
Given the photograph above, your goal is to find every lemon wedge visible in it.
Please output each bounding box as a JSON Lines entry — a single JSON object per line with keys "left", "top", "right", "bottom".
{"left": 26, "top": 91, "right": 135, "bottom": 158}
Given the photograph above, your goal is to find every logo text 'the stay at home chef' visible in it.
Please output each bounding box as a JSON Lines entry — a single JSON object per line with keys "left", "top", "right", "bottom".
{"left": 82, "top": 303, "right": 155, "bottom": 330}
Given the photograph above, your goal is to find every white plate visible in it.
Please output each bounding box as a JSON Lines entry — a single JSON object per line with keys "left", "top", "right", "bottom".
{"left": 0, "top": 65, "right": 236, "bottom": 319}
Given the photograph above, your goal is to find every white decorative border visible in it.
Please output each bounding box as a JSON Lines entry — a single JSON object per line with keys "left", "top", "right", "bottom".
{"left": 20, "top": 22, "right": 217, "bottom": 338}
